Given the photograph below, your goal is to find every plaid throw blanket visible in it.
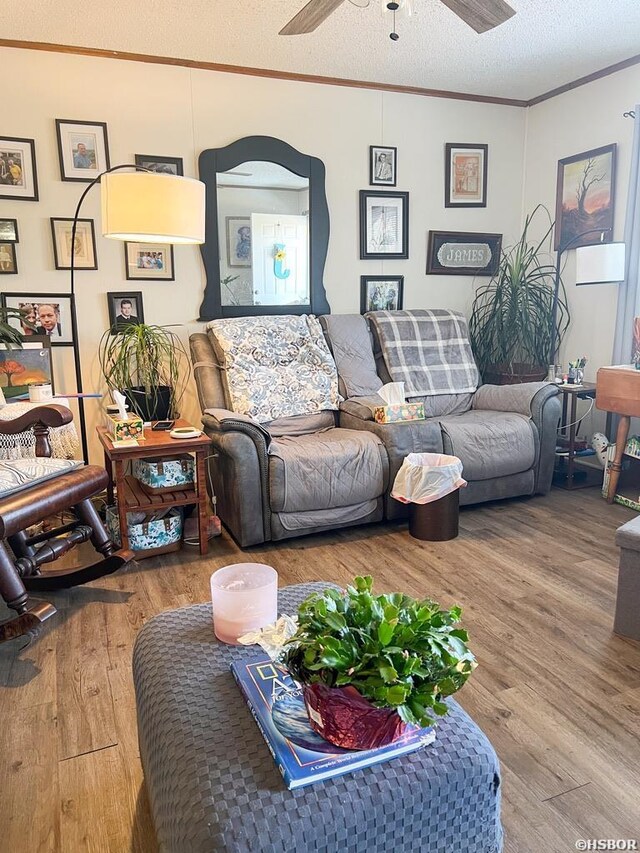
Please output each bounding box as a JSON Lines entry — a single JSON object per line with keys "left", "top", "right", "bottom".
{"left": 367, "top": 310, "right": 480, "bottom": 397}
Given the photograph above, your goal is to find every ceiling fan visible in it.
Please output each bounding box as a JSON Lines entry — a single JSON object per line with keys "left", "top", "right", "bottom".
{"left": 279, "top": 0, "right": 516, "bottom": 36}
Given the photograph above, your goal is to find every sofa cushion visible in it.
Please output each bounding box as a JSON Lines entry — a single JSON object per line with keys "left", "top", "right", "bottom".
{"left": 320, "top": 314, "right": 383, "bottom": 399}
{"left": 206, "top": 315, "right": 339, "bottom": 423}
{"left": 265, "top": 411, "right": 336, "bottom": 438}
{"left": 268, "top": 428, "right": 386, "bottom": 513}
{"left": 438, "top": 410, "right": 537, "bottom": 481}
{"left": 0, "top": 457, "right": 83, "bottom": 498}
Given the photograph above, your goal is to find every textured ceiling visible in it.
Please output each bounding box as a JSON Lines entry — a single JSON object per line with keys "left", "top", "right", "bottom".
{"left": 5, "top": 0, "right": 640, "bottom": 100}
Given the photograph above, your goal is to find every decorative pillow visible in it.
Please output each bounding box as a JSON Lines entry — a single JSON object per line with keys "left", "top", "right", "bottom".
{"left": 206, "top": 315, "right": 339, "bottom": 424}
{"left": 0, "top": 457, "right": 83, "bottom": 498}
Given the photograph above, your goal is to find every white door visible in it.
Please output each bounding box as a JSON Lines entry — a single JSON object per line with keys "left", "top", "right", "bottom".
{"left": 251, "top": 213, "right": 309, "bottom": 306}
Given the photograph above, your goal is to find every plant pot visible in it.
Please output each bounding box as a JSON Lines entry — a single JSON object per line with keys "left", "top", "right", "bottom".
{"left": 124, "top": 385, "right": 172, "bottom": 421}
{"left": 303, "top": 683, "right": 407, "bottom": 750}
{"left": 483, "top": 363, "right": 547, "bottom": 385}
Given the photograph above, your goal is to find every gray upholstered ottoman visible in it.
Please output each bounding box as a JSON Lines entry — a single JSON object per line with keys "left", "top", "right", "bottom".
{"left": 615, "top": 516, "right": 640, "bottom": 640}
{"left": 133, "top": 582, "right": 503, "bottom": 853}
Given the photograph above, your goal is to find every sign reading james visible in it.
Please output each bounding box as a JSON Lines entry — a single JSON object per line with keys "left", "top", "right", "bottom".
{"left": 426, "top": 231, "right": 502, "bottom": 277}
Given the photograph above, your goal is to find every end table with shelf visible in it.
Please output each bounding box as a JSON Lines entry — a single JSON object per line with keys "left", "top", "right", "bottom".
{"left": 553, "top": 382, "right": 603, "bottom": 490}
{"left": 97, "top": 420, "right": 212, "bottom": 557}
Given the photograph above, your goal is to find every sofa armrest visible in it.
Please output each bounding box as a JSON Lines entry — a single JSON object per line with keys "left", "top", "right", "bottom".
{"left": 338, "top": 395, "right": 386, "bottom": 422}
{"left": 472, "top": 382, "right": 559, "bottom": 417}
{"left": 203, "top": 408, "right": 271, "bottom": 448}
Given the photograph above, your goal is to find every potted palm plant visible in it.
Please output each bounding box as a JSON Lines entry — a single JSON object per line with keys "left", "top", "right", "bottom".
{"left": 0, "top": 306, "right": 32, "bottom": 347}
{"left": 283, "top": 576, "right": 476, "bottom": 750}
{"left": 469, "top": 206, "right": 570, "bottom": 384}
{"left": 98, "top": 324, "right": 190, "bottom": 421}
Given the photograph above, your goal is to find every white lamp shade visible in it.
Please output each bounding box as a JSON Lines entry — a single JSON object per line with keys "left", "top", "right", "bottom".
{"left": 575, "top": 242, "right": 626, "bottom": 285}
{"left": 101, "top": 172, "right": 206, "bottom": 244}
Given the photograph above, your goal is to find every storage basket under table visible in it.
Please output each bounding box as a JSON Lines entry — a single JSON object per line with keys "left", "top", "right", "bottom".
{"left": 106, "top": 505, "right": 183, "bottom": 555}
{"left": 132, "top": 454, "right": 195, "bottom": 494}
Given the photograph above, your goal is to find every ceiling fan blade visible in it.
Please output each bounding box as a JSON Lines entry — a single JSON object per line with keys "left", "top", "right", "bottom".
{"left": 439, "top": 0, "right": 516, "bottom": 33}
{"left": 279, "top": 0, "right": 347, "bottom": 35}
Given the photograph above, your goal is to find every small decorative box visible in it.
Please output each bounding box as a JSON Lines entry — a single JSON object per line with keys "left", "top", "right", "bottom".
{"left": 108, "top": 414, "right": 144, "bottom": 443}
{"left": 373, "top": 403, "right": 425, "bottom": 424}
{"left": 106, "top": 506, "right": 183, "bottom": 552}
{"left": 132, "top": 454, "right": 195, "bottom": 493}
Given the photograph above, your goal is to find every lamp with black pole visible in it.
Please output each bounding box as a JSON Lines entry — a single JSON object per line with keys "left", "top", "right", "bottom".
{"left": 68, "top": 167, "right": 206, "bottom": 461}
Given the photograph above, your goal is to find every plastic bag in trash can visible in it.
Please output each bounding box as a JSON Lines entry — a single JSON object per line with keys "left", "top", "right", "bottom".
{"left": 391, "top": 453, "right": 467, "bottom": 505}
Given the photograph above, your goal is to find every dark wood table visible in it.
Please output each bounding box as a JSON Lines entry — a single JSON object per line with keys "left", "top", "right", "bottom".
{"left": 596, "top": 366, "right": 640, "bottom": 503}
{"left": 97, "top": 419, "right": 212, "bottom": 556}
{"left": 553, "top": 382, "right": 600, "bottom": 490}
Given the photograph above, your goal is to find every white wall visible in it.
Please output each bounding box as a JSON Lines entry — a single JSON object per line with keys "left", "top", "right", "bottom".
{"left": 0, "top": 46, "right": 526, "bottom": 463}
{"left": 523, "top": 64, "right": 640, "bottom": 382}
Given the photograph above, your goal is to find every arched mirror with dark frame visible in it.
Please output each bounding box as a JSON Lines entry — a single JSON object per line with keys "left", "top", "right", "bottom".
{"left": 198, "top": 136, "right": 331, "bottom": 320}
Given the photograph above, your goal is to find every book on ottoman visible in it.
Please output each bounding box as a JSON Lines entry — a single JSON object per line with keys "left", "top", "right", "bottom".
{"left": 231, "top": 655, "right": 435, "bottom": 790}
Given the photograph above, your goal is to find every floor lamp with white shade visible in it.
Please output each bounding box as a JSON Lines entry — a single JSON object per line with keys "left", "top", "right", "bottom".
{"left": 68, "top": 167, "right": 206, "bottom": 460}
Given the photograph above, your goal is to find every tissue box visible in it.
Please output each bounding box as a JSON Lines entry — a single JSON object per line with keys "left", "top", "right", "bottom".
{"left": 132, "top": 454, "right": 195, "bottom": 493}
{"left": 108, "top": 414, "right": 144, "bottom": 442}
{"left": 373, "top": 403, "right": 425, "bottom": 424}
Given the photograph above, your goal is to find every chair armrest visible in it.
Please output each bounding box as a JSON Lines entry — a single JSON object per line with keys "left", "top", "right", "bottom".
{"left": 472, "top": 383, "right": 559, "bottom": 417}
{"left": 338, "top": 395, "right": 386, "bottom": 422}
{"left": 0, "top": 404, "right": 73, "bottom": 435}
{"left": 202, "top": 408, "right": 271, "bottom": 447}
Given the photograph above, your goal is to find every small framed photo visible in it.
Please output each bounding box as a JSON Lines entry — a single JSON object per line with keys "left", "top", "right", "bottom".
{"left": 370, "top": 146, "right": 397, "bottom": 187}
{"left": 554, "top": 144, "right": 616, "bottom": 250}
{"left": 125, "top": 242, "right": 175, "bottom": 281}
{"left": 55, "top": 119, "right": 110, "bottom": 182}
{"left": 360, "top": 276, "right": 404, "bottom": 314}
{"left": 359, "top": 190, "right": 409, "bottom": 260}
{"left": 226, "top": 217, "right": 252, "bottom": 267}
{"left": 445, "top": 143, "right": 488, "bottom": 208}
{"left": 0, "top": 243, "right": 17, "bottom": 274}
{"left": 50, "top": 217, "right": 98, "bottom": 270}
{"left": 426, "top": 231, "right": 502, "bottom": 276}
{"left": 134, "top": 154, "right": 184, "bottom": 176}
{"left": 0, "top": 219, "right": 19, "bottom": 242}
{"left": 1, "top": 293, "right": 75, "bottom": 345}
{"left": 108, "top": 291, "right": 144, "bottom": 334}
{"left": 0, "top": 137, "right": 38, "bottom": 201}
{"left": 0, "top": 337, "right": 53, "bottom": 402}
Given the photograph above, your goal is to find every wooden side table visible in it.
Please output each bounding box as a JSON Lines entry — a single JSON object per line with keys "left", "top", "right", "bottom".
{"left": 97, "top": 420, "right": 212, "bottom": 557}
{"left": 553, "top": 382, "right": 601, "bottom": 490}
{"left": 596, "top": 366, "right": 640, "bottom": 503}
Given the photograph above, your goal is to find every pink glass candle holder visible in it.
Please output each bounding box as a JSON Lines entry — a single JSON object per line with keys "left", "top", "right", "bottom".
{"left": 210, "top": 563, "right": 278, "bottom": 644}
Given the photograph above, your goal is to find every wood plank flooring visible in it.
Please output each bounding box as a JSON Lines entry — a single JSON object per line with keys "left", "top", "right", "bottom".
{"left": 1, "top": 488, "right": 639, "bottom": 852}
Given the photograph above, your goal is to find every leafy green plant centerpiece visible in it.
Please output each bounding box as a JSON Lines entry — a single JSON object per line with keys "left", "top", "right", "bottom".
{"left": 284, "top": 576, "right": 476, "bottom": 750}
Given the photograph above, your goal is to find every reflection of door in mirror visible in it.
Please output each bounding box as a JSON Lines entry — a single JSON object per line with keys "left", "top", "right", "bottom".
{"left": 217, "top": 161, "right": 310, "bottom": 308}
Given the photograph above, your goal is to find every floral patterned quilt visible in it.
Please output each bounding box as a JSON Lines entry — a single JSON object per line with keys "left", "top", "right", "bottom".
{"left": 206, "top": 315, "right": 339, "bottom": 424}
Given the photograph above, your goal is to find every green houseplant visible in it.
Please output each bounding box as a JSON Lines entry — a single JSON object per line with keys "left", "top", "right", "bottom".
{"left": 0, "top": 306, "right": 33, "bottom": 347}
{"left": 284, "top": 576, "right": 476, "bottom": 750}
{"left": 469, "top": 206, "right": 570, "bottom": 384}
{"left": 98, "top": 323, "right": 190, "bottom": 421}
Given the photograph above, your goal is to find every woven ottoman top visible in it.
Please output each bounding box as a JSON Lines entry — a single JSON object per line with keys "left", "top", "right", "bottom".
{"left": 133, "top": 582, "right": 503, "bottom": 853}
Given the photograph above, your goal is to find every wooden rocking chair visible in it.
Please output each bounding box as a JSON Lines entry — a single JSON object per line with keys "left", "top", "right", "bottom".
{"left": 0, "top": 405, "right": 133, "bottom": 642}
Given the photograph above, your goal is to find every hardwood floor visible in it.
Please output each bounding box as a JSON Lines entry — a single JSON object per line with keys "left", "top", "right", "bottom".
{"left": 1, "top": 488, "right": 639, "bottom": 852}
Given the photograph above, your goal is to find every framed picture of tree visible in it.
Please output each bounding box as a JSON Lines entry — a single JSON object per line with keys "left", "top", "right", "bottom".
{"left": 554, "top": 144, "right": 617, "bottom": 250}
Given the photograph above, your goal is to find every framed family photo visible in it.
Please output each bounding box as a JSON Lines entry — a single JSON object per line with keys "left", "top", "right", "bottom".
{"left": 554, "top": 143, "right": 617, "bottom": 250}
{"left": 226, "top": 217, "right": 252, "bottom": 267}
{"left": 125, "top": 242, "right": 175, "bottom": 280}
{"left": 370, "top": 146, "right": 397, "bottom": 187}
{"left": 445, "top": 143, "right": 488, "bottom": 208}
{"left": 426, "top": 231, "right": 502, "bottom": 276}
{"left": 0, "top": 136, "right": 38, "bottom": 201}
{"left": 134, "top": 154, "right": 184, "bottom": 176}
{"left": 50, "top": 217, "right": 98, "bottom": 270}
{"left": 108, "top": 291, "right": 144, "bottom": 334}
{"left": 359, "top": 190, "right": 409, "bottom": 260}
{"left": 56, "top": 119, "right": 110, "bottom": 182}
{"left": 360, "top": 276, "right": 404, "bottom": 314}
{"left": 0, "top": 337, "right": 53, "bottom": 402}
{"left": 0, "top": 219, "right": 18, "bottom": 242}
{"left": 1, "top": 293, "right": 74, "bottom": 345}
{"left": 0, "top": 243, "right": 17, "bottom": 274}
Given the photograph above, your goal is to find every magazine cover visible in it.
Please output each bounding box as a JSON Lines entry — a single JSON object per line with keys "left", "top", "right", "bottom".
{"left": 230, "top": 655, "right": 435, "bottom": 790}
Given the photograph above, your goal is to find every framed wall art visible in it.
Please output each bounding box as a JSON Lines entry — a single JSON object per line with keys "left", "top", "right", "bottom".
{"left": 426, "top": 231, "right": 502, "bottom": 276}
{"left": 359, "top": 190, "right": 409, "bottom": 260}
{"left": 554, "top": 144, "right": 617, "bottom": 250}
{"left": 226, "top": 217, "right": 252, "bottom": 267}
{"left": 1, "top": 293, "right": 75, "bottom": 345}
{"left": 0, "top": 337, "right": 53, "bottom": 402}
{"left": 134, "top": 154, "right": 184, "bottom": 176}
{"left": 369, "top": 146, "right": 397, "bottom": 187}
{"left": 0, "top": 243, "right": 17, "bottom": 274}
{"left": 360, "top": 275, "right": 404, "bottom": 314}
{"left": 125, "top": 242, "right": 175, "bottom": 280}
{"left": 50, "top": 217, "right": 98, "bottom": 270}
{"left": 0, "top": 136, "right": 38, "bottom": 201}
{"left": 55, "top": 119, "right": 110, "bottom": 182}
{"left": 0, "top": 219, "right": 19, "bottom": 242}
{"left": 445, "top": 143, "right": 488, "bottom": 208}
{"left": 108, "top": 291, "right": 145, "bottom": 334}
